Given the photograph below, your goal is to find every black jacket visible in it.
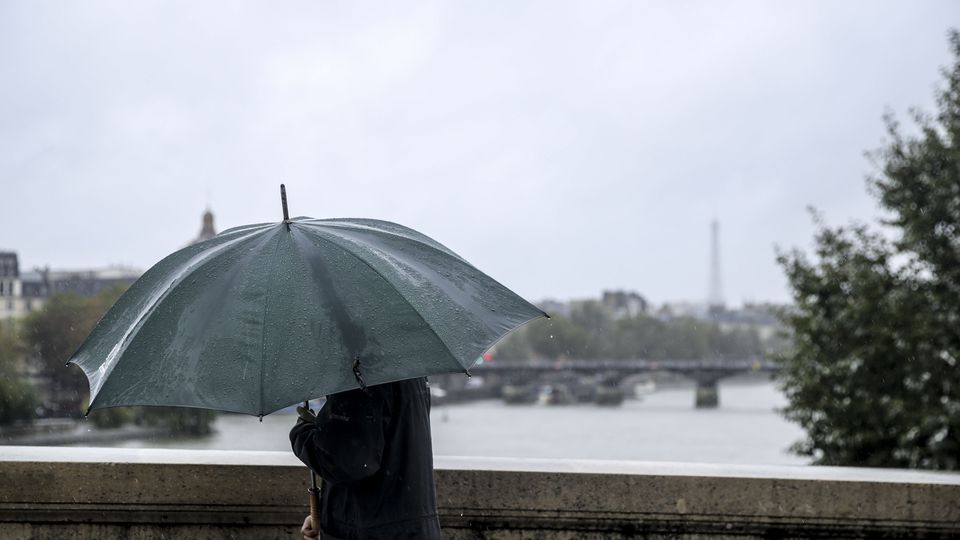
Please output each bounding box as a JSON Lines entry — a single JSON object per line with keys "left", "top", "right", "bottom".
{"left": 290, "top": 377, "right": 442, "bottom": 539}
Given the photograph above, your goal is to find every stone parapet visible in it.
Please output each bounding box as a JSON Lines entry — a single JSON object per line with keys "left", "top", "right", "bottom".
{"left": 0, "top": 447, "right": 958, "bottom": 539}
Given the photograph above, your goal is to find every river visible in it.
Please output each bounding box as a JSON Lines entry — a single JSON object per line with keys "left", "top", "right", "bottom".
{"left": 109, "top": 376, "right": 809, "bottom": 466}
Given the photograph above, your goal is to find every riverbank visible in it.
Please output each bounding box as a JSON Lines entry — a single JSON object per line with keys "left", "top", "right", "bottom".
{"left": 62, "top": 379, "right": 805, "bottom": 465}
{"left": 0, "top": 419, "right": 169, "bottom": 446}
{"left": 1, "top": 379, "right": 805, "bottom": 465}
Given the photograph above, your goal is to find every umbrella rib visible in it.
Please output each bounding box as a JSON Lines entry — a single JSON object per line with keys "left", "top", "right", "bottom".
{"left": 306, "top": 230, "right": 467, "bottom": 371}
{"left": 257, "top": 232, "right": 284, "bottom": 417}
{"left": 218, "top": 222, "right": 275, "bottom": 237}
{"left": 298, "top": 219, "right": 469, "bottom": 265}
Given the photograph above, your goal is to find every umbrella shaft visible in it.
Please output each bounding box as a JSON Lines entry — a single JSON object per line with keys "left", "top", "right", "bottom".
{"left": 304, "top": 399, "right": 319, "bottom": 491}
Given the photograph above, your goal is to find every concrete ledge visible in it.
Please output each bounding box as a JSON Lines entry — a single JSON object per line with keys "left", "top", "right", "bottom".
{"left": 437, "top": 457, "right": 960, "bottom": 539}
{"left": 1, "top": 447, "right": 958, "bottom": 539}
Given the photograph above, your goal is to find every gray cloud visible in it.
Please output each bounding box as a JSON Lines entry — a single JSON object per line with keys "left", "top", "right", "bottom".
{"left": 1, "top": 0, "right": 956, "bottom": 305}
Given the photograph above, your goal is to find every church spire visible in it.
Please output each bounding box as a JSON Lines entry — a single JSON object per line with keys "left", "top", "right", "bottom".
{"left": 194, "top": 208, "right": 217, "bottom": 244}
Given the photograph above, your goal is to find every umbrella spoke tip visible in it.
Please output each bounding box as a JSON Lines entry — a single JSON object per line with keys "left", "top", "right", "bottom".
{"left": 280, "top": 184, "right": 290, "bottom": 221}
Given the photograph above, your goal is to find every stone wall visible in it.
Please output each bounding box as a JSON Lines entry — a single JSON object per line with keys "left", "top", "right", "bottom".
{"left": 1, "top": 447, "right": 958, "bottom": 539}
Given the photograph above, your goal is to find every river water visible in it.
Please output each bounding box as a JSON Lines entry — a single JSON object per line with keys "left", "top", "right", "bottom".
{"left": 111, "top": 376, "right": 809, "bottom": 466}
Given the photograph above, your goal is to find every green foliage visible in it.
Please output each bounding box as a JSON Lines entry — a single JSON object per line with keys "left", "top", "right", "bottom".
{"left": 22, "top": 286, "right": 127, "bottom": 415}
{"left": 777, "top": 31, "right": 960, "bottom": 470}
{"left": 20, "top": 284, "right": 219, "bottom": 434}
{"left": 494, "top": 300, "right": 767, "bottom": 361}
{"left": 0, "top": 320, "right": 37, "bottom": 425}
{"left": 0, "top": 378, "right": 36, "bottom": 425}
{"left": 490, "top": 329, "right": 532, "bottom": 360}
{"left": 139, "top": 407, "right": 216, "bottom": 436}
{"left": 87, "top": 406, "right": 137, "bottom": 429}
{"left": 85, "top": 404, "right": 216, "bottom": 435}
{"left": 0, "top": 281, "right": 224, "bottom": 437}
{"left": 526, "top": 316, "right": 593, "bottom": 359}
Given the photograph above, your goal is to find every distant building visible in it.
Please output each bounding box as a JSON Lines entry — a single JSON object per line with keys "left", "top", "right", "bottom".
{"left": 657, "top": 301, "right": 709, "bottom": 321}
{"left": 655, "top": 300, "right": 782, "bottom": 340}
{"left": 192, "top": 208, "right": 217, "bottom": 244}
{"left": 1, "top": 209, "right": 216, "bottom": 321}
{"left": 714, "top": 302, "right": 782, "bottom": 340}
{"left": 0, "top": 252, "right": 26, "bottom": 318}
{"left": 601, "top": 290, "right": 649, "bottom": 319}
{"left": 19, "top": 269, "right": 48, "bottom": 314}
{"left": 0, "top": 253, "right": 141, "bottom": 319}
{"left": 37, "top": 266, "right": 141, "bottom": 297}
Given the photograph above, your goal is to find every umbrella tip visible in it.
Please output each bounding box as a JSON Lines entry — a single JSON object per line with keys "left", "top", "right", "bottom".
{"left": 280, "top": 184, "right": 290, "bottom": 223}
{"left": 259, "top": 414, "right": 264, "bottom": 423}
{"left": 543, "top": 311, "right": 552, "bottom": 319}
{"left": 464, "top": 369, "right": 472, "bottom": 379}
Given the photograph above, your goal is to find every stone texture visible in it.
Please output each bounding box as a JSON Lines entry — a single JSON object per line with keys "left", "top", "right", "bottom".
{"left": 1, "top": 447, "right": 958, "bottom": 539}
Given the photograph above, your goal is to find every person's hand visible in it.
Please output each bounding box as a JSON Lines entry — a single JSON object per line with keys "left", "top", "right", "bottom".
{"left": 296, "top": 406, "right": 317, "bottom": 423}
{"left": 301, "top": 515, "right": 319, "bottom": 539}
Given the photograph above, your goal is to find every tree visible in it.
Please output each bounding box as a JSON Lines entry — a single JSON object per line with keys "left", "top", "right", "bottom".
{"left": 0, "top": 320, "right": 36, "bottom": 425}
{"left": 526, "top": 316, "right": 592, "bottom": 360}
{"left": 23, "top": 285, "right": 218, "bottom": 434}
{"left": 569, "top": 300, "right": 616, "bottom": 358}
{"left": 492, "top": 307, "right": 768, "bottom": 362}
{"left": 777, "top": 31, "right": 960, "bottom": 469}
{"left": 22, "top": 291, "right": 113, "bottom": 416}
{"left": 490, "top": 329, "right": 532, "bottom": 360}
{"left": 139, "top": 406, "right": 216, "bottom": 436}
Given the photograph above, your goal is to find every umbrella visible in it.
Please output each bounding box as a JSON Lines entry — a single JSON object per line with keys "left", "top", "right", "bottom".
{"left": 68, "top": 185, "right": 547, "bottom": 523}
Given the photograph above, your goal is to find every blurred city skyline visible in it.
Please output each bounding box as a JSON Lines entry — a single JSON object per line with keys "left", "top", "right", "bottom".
{"left": 1, "top": 1, "right": 957, "bottom": 305}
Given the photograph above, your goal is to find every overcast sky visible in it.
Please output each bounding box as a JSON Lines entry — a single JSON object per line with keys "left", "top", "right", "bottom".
{"left": 1, "top": 1, "right": 956, "bottom": 306}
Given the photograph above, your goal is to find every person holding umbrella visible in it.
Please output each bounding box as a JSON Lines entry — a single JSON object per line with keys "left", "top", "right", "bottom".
{"left": 68, "top": 186, "right": 546, "bottom": 538}
{"left": 290, "top": 376, "right": 441, "bottom": 539}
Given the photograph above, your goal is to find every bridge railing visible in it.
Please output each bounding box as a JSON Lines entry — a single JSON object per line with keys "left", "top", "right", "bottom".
{"left": 1, "top": 447, "right": 957, "bottom": 539}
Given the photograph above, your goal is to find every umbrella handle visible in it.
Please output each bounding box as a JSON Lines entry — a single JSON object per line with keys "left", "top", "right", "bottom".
{"left": 303, "top": 400, "right": 321, "bottom": 532}
{"left": 308, "top": 486, "right": 320, "bottom": 532}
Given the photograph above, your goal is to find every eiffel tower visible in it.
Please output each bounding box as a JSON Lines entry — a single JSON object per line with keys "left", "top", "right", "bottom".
{"left": 707, "top": 219, "right": 725, "bottom": 316}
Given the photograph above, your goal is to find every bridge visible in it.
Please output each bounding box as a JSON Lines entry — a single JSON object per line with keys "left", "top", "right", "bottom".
{"left": 470, "top": 358, "right": 779, "bottom": 408}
